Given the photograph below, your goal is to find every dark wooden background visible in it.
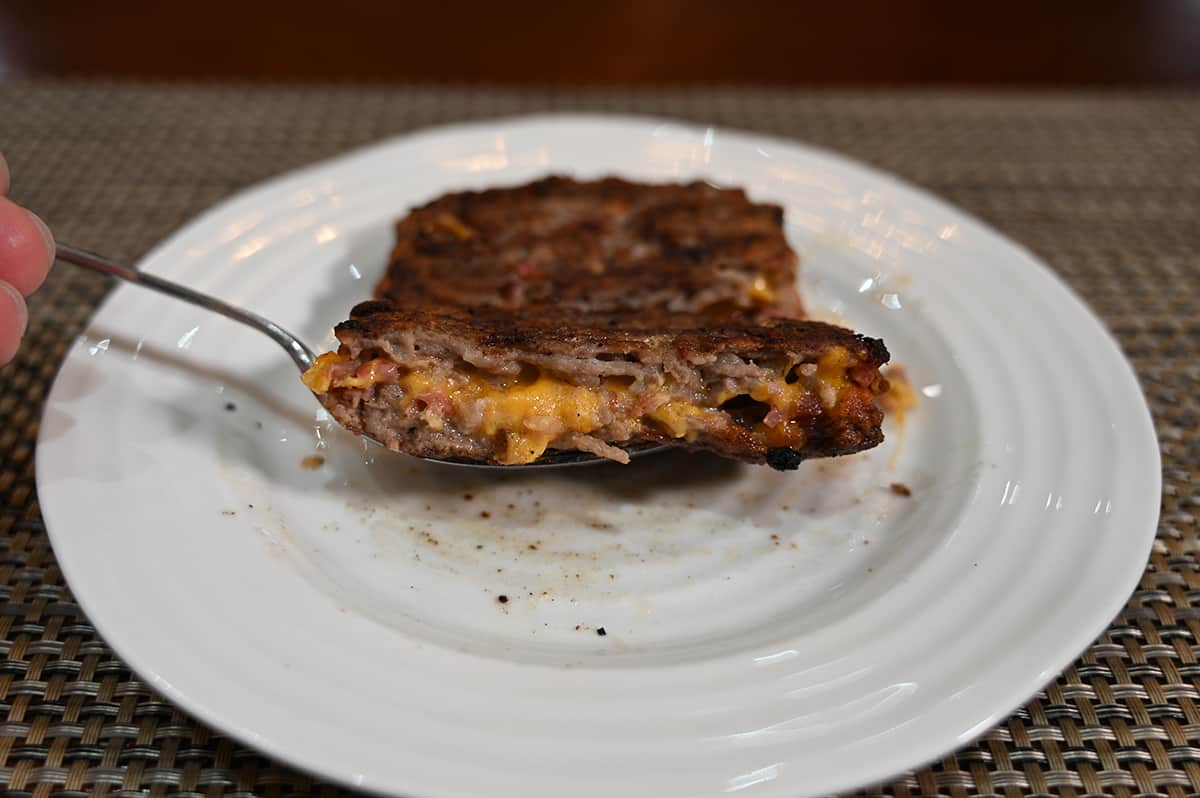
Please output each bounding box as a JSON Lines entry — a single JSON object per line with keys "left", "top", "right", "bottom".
{"left": 1, "top": 0, "right": 1199, "bottom": 86}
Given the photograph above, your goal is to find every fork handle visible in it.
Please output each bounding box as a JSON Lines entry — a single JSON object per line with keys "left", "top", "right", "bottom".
{"left": 55, "top": 244, "right": 317, "bottom": 373}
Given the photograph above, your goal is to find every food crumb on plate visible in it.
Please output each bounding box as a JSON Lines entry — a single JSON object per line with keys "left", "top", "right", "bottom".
{"left": 301, "top": 455, "right": 325, "bottom": 470}
{"left": 890, "top": 482, "right": 912, "bottom": 497}
{"left": 497, "top": 594, "right": 509, "bottom": 604}
{"left": 224, "top": 402, "right": 237, "bottom": 412}
{"left": 596, "top": 627, "right": 607, "bottom": 637}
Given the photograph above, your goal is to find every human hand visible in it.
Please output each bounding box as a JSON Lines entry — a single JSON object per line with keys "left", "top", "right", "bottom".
{"left": 0, "top": 151, "right": 55, "bottom": 365}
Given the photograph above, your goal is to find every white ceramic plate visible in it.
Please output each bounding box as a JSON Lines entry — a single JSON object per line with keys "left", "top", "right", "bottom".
{"left": 37, "top": 115, "right": 1160, "bottom": 798}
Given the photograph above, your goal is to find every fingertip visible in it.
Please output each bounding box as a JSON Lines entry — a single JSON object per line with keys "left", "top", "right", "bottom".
{"left": 0, "top": 197, "right": 54, "bottom": 294}
{"left": 0, "top": 280, "right": 27, "bottom": 366}
{"left": 26, "top": 209, "right": 55, "bottom": 262}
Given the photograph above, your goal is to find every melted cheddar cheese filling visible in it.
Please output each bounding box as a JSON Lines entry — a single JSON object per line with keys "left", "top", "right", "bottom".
{"left": 402, "top": 370, "right": 612, "bottom": 463}
{"left": 301, "top": 347, "right": 856, "bottom": 465}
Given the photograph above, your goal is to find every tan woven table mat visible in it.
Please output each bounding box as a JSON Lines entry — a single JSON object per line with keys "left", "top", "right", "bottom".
{"left": 0, "top": 81, "right": 1195, "bottom": 797}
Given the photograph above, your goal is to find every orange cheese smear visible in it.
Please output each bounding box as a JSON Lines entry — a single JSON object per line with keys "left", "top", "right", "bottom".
{"left": 301, "top": 348, "right": 856, "bottom": 465}
{"left": 300, "top": 352, "right": 344, "bottom": 393}
{"left": 878, "top": 365, "right": 917, "bottom": 424}
{"left": 745, "top": 274, "right": 776, "bottom": 304}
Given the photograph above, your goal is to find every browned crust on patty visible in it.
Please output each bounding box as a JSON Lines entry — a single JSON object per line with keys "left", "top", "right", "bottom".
{"left": 375, "top": 175, "right": 802, "bottom": 318}
{"left": 339, "top": 301, "right": 885, "bottom": 366}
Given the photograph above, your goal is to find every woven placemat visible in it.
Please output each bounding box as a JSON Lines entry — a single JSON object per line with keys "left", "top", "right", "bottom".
{"left": 0, "top": 81, "right": 1195, "bottom": 797}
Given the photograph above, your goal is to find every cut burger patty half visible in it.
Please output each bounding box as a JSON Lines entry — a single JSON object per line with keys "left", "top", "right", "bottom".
{"left": 302, "top": 303, "right": 890, "bottom": 470}
{"left": 376, "top": 175, "right": 803, "bottom": 319}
